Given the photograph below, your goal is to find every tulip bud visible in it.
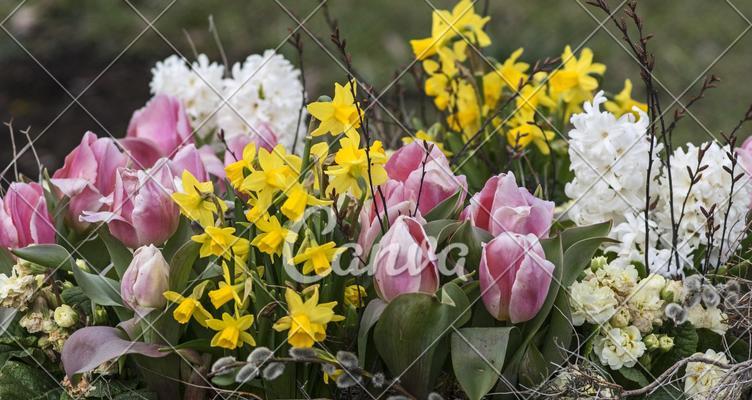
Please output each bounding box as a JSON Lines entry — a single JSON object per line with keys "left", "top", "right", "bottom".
{"left": 54, "top": 305, "right": 78, "bottom": 328}
{"left": 658, "top": 335, "right": 674, "bottom": 352}
{"left": 121, "top": 245, "right": 170, "bottom": 315}
{"left": 644, "top": 333, "right": 659, "bottom": 350}
{"left": 127, "top": 94, "right": 193, "bottom": 157}
{"left": 373, "top": 216, "right": 439, "bottom": 302}
{"left": 479, "top": 232, "right": 555, "bottom": 323}
{"left": 0, "top": 182, "right": 56, "bottom": 248}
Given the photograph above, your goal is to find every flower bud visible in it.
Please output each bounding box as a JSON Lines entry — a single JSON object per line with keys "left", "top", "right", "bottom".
{"left": 94, "top": 306, "right": 108, "bottom": 324}
{"left": 643, "top": 334, "right": 659, "bottom": 350}
{"left": 661, "top": 280, "right": 683, "bottom": 303}
{"left": 590, "top": 256, "right": 608, "bottom": 272}
{"left": 121, "top": 245, "right": 170, "bottom": 315}
{"left": 54, "top": 305, "right": 78, "bottom": 328}
{"left": 609, "top": 308, "right": 630, "bottom": 328}
{"left": 658, "top": 335, "right": 674, "bottom": 352}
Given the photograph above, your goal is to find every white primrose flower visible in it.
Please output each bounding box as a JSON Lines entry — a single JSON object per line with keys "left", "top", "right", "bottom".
{"left": 593, "top": 325, "right": 646, "bottom": 370}
{"left": 686, "top": 304, "right": 728, "bottom": 335}
{"left": 564, "top": 91, "right": 662, "bottom": 226}
{"left": 0, "top": 265, "right": 40, "bottom": 310}
{"left": 218, "top": 50, "right": 305, "bottom": 152}
{"left": 627, "top": 274, "right": 666, "bottom": 333}
{"left": 593, "top": 260, "right": 639, "bottom": 296}
{"left": 656, "top": 141, "right": 752, "bottom": 266}
{"left": 150, "top": 54, "right": 225, "bottom": 135}
{"left": 684, "top": 349, "right": 729, "bottom": 400}
{"left": 570, "top": 278, "right": 618, "bottom": 326}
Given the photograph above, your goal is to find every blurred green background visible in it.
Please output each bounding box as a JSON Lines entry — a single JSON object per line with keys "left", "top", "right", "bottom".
{"left": 1, "top": 0, "right": 751, "bottom": 180}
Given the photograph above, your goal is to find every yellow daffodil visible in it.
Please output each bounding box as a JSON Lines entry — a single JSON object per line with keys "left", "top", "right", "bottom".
{"left": 251, "top": 215, "right": 298, "bottom": 258}
{"left": 273, "top": 287, "right": 345, "bottom": 348}
{"left": 280, "top": 184, "right": 333, "bottom": 222}
{"left": 192, "top": 226, "right": 250, "bottom": 263}
{"left": 549, "top": 46, "right": 606, "bottom": 115}
{"left": 206, "top": 312, "right": 256, "bottom": 350}
{"left": 447, "top": 81, "right": 482, "bottom": 139}
{"left": 605, "top": 79, "right": 648, "bottom": 117}
{"left": 402, "top": 130, "right": 452, "bottom": 156}
{"left": 483, "top": 48, "right": 529, "bottom": 109}
{"left": 423, "top": 42, "right": 466, "bottom": 110}
{"left": 307, "top": 81, "right": 362, "bottom": 137}
{"left": 505, "top": 111, "right": 556, "bottom": 155}
{"left": 310, "top": 142, "right": 330, "bottom": 191}
{"left": 515, "top": 76, "right": 557, "bottom": 113}
{"left": 208, "top": 263, "right": 243, "bottom": 309}
{"left": 344, "top": 285, "right": 367, "bottom": 308}
{"left": 172, "top": 170, "right": 225, "bottom": 227}
{"left": 323, "top": 368, "right": 344, "bottom": 384}
{"left": 225, "top": 142, "right": 257, "bottom": 190}
{"left": 410, "top": 0, "right": 490, "bottom": 60}
{"left": 240, "top": 145, "right": 301, "bottom": 206}
{"left": 326, "top": 132, "right": 388, "bottom": 199}
{"left": 163, "top": 282, "right": 212, "bottom": 326}
{"left": 292, "top": 242, "right": 345, "bottom": 276}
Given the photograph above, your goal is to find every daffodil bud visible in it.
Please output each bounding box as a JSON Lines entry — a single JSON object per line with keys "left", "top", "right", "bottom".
{"left": 54, "top": 305, "right": 78, "bottom": 328}
{"left": 659, "top": 335, "right": 674, "bottom": 352}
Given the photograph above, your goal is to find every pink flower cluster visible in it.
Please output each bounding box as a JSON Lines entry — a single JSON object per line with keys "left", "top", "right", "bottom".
{"left": 368, "top": 140, "right": 556, "bottom": 322}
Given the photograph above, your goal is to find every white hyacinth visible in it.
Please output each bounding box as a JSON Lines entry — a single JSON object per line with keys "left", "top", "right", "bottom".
{"left": 565, "top": 91, "right": 663, "bottom": 226}
{"left": 150, "top": 54, "right": 225, "bottom": 135}
{"left": 655, "top": 141, "right": 752, "bottom": 266}
{"left": 218, "top": 50, "right": 305, "bottom": 151}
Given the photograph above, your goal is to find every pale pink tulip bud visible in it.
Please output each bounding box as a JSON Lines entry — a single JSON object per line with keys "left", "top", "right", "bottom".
{"left": 0, "top": 182, "right": 55, "bottom": 248}
{"left": 81, "top": 162, "right": 178, "bottom": 248}
{"left": 121, "top": 244, "right": 170, "bottom": 314}
{"left": 462, "top": 172, "right": 554, "bottom": 238}
{"left": 170, "top": 144, "right": 209, "bottom": 182}
{"left": 479, "top": 232, "right": 554, "bottom": 323}
{"left": 223, "top": 124, "right": 278, "bottom": 165}
{"left": 51, "top": 131, "right": 128, "bottom": 232}
{"left": 384, "top": 140, "right": 467, "bottom": 215}
{"left": 127, "top": 94, "right": 192, "bottom": 156}
{"left": 373, "top": 216, "right": 439, "bottom": 302}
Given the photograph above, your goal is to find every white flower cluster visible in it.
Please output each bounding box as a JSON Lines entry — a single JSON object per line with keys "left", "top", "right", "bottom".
{"left": 150, "top": 50, "right": 305, "bottom": 151}
{"left": 218, "top": 50, "right": 305, "bottom": 151}
{"left": 684, "top": 349, "right": 729, "bottom": 399}
{"left": 655, "top": 142, "right": 752, "bottom": 266}
{"left": 150, "top": 54, "right": 225, "bottom": 136}
{"left": 593, "top": 325, "right": 646, "bottom": 370}
{"left": 565, "top": 91, "right": 662, "bottom": 226}
{"left": 0, "top": 264, "right": 41, "bottom": 310}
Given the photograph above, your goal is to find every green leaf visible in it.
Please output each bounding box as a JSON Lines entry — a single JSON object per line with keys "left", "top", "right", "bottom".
{"left": 0, "top": 361, "right": 59, "bottom": 399}
{"left": 0, "top": 249, "right": 14, "bottom": 274}
{"left": 423, "top": 219, "right": 460, "bottom": 242}
{"left": 71, "top": 258, "right": 124, "bottom": 307}
{"left": 451, "top": 327, "right": 513, "bottom": 400}
{"left": 168, "top": 241, "right": 201, "bottom": 293}
{"left": 162, "top": 217, "right": 194, "bottom": 261}
{"left": 561, "top": 236, "right": 617, "bottom": 287}
{"left": 374, "top": 292, "right": 466, "bottom": 398}
{"left": 357, "top": 298, "right": 387, "bottom": 364}
{"left": 11, "top": 244, "right": 72, "bottom": 271}
{"left": 424, "top": 191, "right": 463, "bottom": 221}
{"left": 617, "top": 366, "right": 650, "bottom": 387}
{"left": 517, "top": 343, "right": 548, "bottom": 387}
{"left": 99, "top": 228, "right": 133, "bottom": 278}
{"left": 447, "top": 221, "right": 493, "bottom": 272}
{"left": 560, "top": 220, "right": 612, "bottom": 251}
{"left": 440, "top": 282, "right": 471, "bottom": 327}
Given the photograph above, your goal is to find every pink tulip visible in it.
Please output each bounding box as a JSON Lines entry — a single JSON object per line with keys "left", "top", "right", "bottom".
{"left": 373, "top": 216, "right": 439, "bottom": 302}
{"left": 384, "top": 140, "right": 467, "bottom": 215}
{"left": 479, "top": 232, "right": 554, "bottom": 323}
{"left": 81, "top": 162, "right": 178, "bottom": 248}
{"left": 170, "top": 144, "right": 209, "bottom": 182}
{"left": 127, "top": 94, "right": 192, "bottom": 157}
{"left": 51, "top": 132, "right": 127, "bottom": 232}
{"left": 462, "top": 172, "right": 554, "bottom": 238}
{"left": 0, "top": 182, "right": 56, "bottom": 248}
{"left": 223, "top": 124, "right": 278, "bottom": 165}
{"left": 121, "top": 244, "right": 170, "bottom": 316}
{"left": 357, "top": 180, "right": 417, "bottom": 257}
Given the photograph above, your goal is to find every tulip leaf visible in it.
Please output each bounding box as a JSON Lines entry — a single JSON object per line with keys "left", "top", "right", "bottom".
{"left": 99, "top": 228, "right": 133, "bottom": 279}
{"left": 448, "top": 221, "right": 493, "bottom": 272}
{"left": 517, "top": 343, "right": 548, "bottom": 387}
{"left": 71, "top": 258, "right": 124, "bottom": 307}
{"left": 560, "top": 220, "right": 612, "bottom": 250}
{"left": 169, "top": 241, "right": 201, "bottom": 293}
{"left": 357, "top": 298, "right": 387, "bottom": 364}
{"left": 0, "top": 249, "right": 13, "bottom": 274}
{"left": 162, "top": 217, "right": 194, "bottom": 261}
{"left": 423, "top": 219, "right": 460, "bottom": 242}
{"left": 451, "top": 327, "right": 513, "bottom": 400}
{"left": 424, "top": 191, "right": 463, "bottom": 221}
{"left": 374, "top": 292, "right": 465, "bottom": 398}
{"left": 11, "top": 244, "right": 72, "bottom": 271}
{"left": 440, "top": 282, "right": 471, "bottom": 327}
{"left": 562, "top": 235, "right": 618, "bottom": 287}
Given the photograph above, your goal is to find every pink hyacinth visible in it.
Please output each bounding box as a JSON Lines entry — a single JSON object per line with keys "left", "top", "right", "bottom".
{"left": 373, "top": 216, "right": 439, "bottom": 302}
{"left": 81, "top": 161, "right": 179, "bottom": 249}
{"left": 51, "top": 131, "right": 128, "bottom": 232}
{"left": 0, "top": 182, "right": 56, "bottom": 248}
{"left": 479, "top": 232, "right": 554, "bottom": 323}
{"left": 462, "top": 172, "right": 554, "bottom": 238}
{"left": 384, "top": 140, "right": 467, "bottom": 215}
